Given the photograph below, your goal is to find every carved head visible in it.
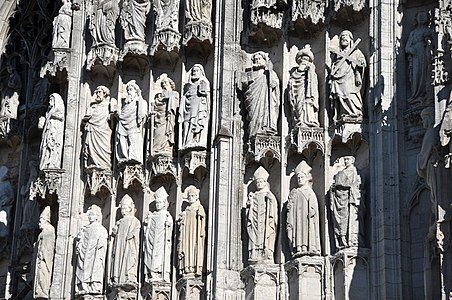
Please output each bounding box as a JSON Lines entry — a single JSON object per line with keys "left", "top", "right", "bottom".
{"left": 158, "top": 74, "right": 176, "bottom": 91}
{"left": 87, "top": 204, "right": 102, "bottom": 223}
{"left": 186, "top": 185, "right": 200, "bottom": 204}
{"left": 95, "top": 86, "right": 110, "bottom": 102}
{"left": 125, "top": 80, "right": 142, "bottom": 100}
{"left": 189, "top": 64, "right": 206, "bottom": 82}
{"left": 420, "top": 106, "right": 435, "bottom": 128}
{"left": 339, "top": 30, "right": 353, "bottom": 49}
{"left": 49, "top": 93, "right": 64, "bottom": 112}
{"left": 343, "top": 156, "right": 356, "bottom": 168}
{"left": 253, "top": 166, "right": 269, "bottom": 191}
{"left": 120, "top": 194, "right": 136, "bottom": 217}
{"left": 252, "top": 51, "right": 268, "bottom": 69}
{"left": 415, "top": 11, "right": 429, "bottom": 26}
{"left": 296, "top": 45, "right": 314, "bottom": 64}
{"left": 154, "top": 186, "right": 169, "bottom": 211}
{"left": 294, "top": 161, "right": 312, "bottom": 187}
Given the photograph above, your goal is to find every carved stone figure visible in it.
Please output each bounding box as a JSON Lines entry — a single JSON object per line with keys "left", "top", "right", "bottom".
{"left": 75, "top": 205, "right": 108, "bottom": 295}
{"left": 143, "top": 187, "right": 173, "bottom": 282}
{"left": 184, "top": 0, "right": 212, "bottom": 42}
{"left": 33, "top": 207, "right": 55, "bottom": 299}
{"left": 329, "top": 30, "right": 366, "bottom": 123}
{"left": 152, "top": 74, "right": 179, "bottom": 155}
{"left": 83, "top": 86, "right": 113, "bottom": 170}
{"left": 329, "top": 156, "right": 365, "bottom": 250}
{"left": 120, "top": 0, "right": 151, "bottom": 43}
{"left": 52, "top": 0, "right": 72, "bottom": 48}
{"left": 180, "top": 65, "right": 210, "bottom": 149}
{"left": 0, "top": 166, "right": 14, "bottom": 253}
{"left": 287, "top": 161, "right": 320, "bottom": 257}
{"left": 243, "top": 52, "right": 280, "bottom": 137}
{"left": 89, "top": 0, "right": 119, "bottom": 47}
{"left": 20, "top": 161, "right": 40, "bottom": 231}
{"left": 289, "top": 45, "right": 320, "bottom": 128}
{"left": 154, "top": 0, "right": 179, "bottom": 35}
{"left": 38, "top": 93, "right": 65, "bottom": 170}
{"left": 405, "top": 11, "right": 433, "bottom": 105}
{"left": 0, "top": 65, "right": 21, "bottom": 120}
{"left": 178, "top": 186, "right": 206, "bottom": 276}
{"left": 111, "top": 195, "right": 141, "bottom": 286}
{"left": 246, "top": 166, "right": 278, "bottom": 263}
{"left": 116, "top": 80, "right": 147, "bottom": 164}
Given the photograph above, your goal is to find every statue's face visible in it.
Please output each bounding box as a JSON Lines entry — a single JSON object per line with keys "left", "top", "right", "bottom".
{"left": 297, "top": 173, "right": 309, "bottom": 186}
{"left": 191, "top": 67, "right": 202, "bottom": 81}
{"left": 255, "top": 178, "right": 266, "bottom": 190}
{"left": 127, "top": 85, "right": 137, "bottom": 98}
{"left": 187, "top": 190, "right": 199, "bottom": 204}
{"left": 121, "top": 203, "right": 133, "bottom": 216}
{"left": 344, "top": 157, "right": 354, "bottom": 167}
{"left": 161, "top": 79, "right": 172, "bottom": 91}
{"left": 252, "top": 54, "right": 266, "bottom": 68}
{"left": 155, "top": 197, "right": 167, "bottom": 211}
{"left": 95, "top": 88, "right": 106, "bottom": 101}
{"left": 49, "top": 95, "right": 55, "bottom": 108}
{"left": 417, "top": 12, "right": 428, "bottom": 25}
{"left": 87, "top": 209, "right": 99, "bottom": 223}
{"left": 340, "top": 33, "right": 351, "bottom": 48}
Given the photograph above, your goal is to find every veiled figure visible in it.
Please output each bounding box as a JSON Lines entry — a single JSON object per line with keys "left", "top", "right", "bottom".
{"left": 38, "top": 93, "right": 65, "bottom": 170}
{"left": 178, "top": 186, "right": 206, "bottom": 276}
{"left": 0, "top": 65, "right": 21, "bottom": 120}
{"left": 143, "top": 187, "right": 173, "bottom": 282}
{"left": 289, "top": 45, "right": 320, "bottom": 128}
{"left": 75, "top": 205, "right": 108, "bottom": 295}
{"left": 185, "top": 0, "right": 211, "bottom": 24}
{"left": 287, "top": 161, "right": 320, "bottom": 257}
{"left": 180, "top": 65, "right": 210, "bottom": 149}
{"left": 120, "top": 0, "right": 151, "bottom": 42}
{"left": 154, "top": 0, "right": 179, "bottom": 33}
{"left": 52, "top": 0, "right": 72, "bottom": 48}
{"left": 330, "top": 30, "right": 366, "bottom": 122}
{"left": 83, "top": 86, "right": 112, "bottom": 170}
{"left": 406, "top": 11, "right": 433, "bottom": 104}
{"left": 243, "top": 52, "right": 280, "bottom": 137}
{"left": 246, "top": 166, "right": 278, "bottom": 263}
{"left": 152, "top": 74, "right": 179, "bottom": 154}
{"left": 111, "top": 195, "right": 141, "bottom": 286}
{"left": 89, "top": 0, "right": 119, "bottom": 47}
{"left": 33, "top": 207, "right": 55, "bottom": 299}
{"left": 116, "top": 80, "right": 147, "bottom": 164}
{"left": 329, "top": 156, "right": 364, "bottom": 250}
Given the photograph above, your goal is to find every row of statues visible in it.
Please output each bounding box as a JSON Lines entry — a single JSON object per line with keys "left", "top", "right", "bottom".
{"left": 34, "top": 186, "right": 206, "bottom": 298}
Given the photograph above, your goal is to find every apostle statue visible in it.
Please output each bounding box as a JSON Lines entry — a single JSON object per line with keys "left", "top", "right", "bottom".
{"left": 120, "top": 0, "right": 151, "bottom": 43}
{"left": 154, "top": 0, "right": 180, "bottom": 35}
{"left": 329, "top": 30, "right": 366, "bottom": 123}
{"left": 178, "top": 186, "right": 206, "bottom": 276}
{"left": 83, "top": 86, "right": 113, "bottom": 171}
{"left": 180, "top": 65, "right": 210, "bottom": 150}
{"left": 75, "top": 205, "right": 108, "bottom": 295}
{"left": 246, "top": 166, "right": 278, "bottom": 263}
{"left": 287, "top": 161, "right": 320, "bottom": 257}
{"left": 143, "top": 187, "right": 173, "bottom": 282}
{"left": 0, "top": 166, "right": 14, "bottom": 255}
{"left": 242, "top": 52, "right": 280, "bottom": 138}
{"left": 89, "top": 0, "right": 119, "bottom": 47}
{"left": 289, "top": 45, "right": 320, "bottom": 128}
{"left": 38, "top": 93, "right": 65, "bottom": 170}
{"left": 116, "top": 80, "right": 147, "bottom": 165}
{"left": 329, "top": 156, "right": 365, "bottom": 250}
{"left": 184, "top": 0, "right": 212, "bottom": 42}
{"left": 52, "top": 0, "right": 72, "bottom": 49}
{"left": 33, "top": 207, "right": 55, "bottom": 299}
{"left": 405, "top": 11, "right": 433, "bottom": 105}
{"left": 152, "top": 74, "right": 179, "bottom": 155}
{"left": 111, "top": 195, "right": 141, "bottom": 287}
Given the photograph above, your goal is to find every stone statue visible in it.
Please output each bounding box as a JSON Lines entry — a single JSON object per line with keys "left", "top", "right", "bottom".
{"left": 33, "top": 207, "right": 55, "bottom": 299}
{"left": 405, "top": 11, "right": 433, "bottom": 105}
{"left": 143, "top": 187, "right": 173, "bottom": 282}
{"left": 52, "top": 0, "right": 72, "bottom": 48}
{"left": 329, "top": 30, "right": 366, "bottom": 123}
{"left": 242, "top": 52, "right": 280, "bottom": 138}
{"left": 184, "top": 0, "right": 212, "bottom": 42}
{"left": 289, "top": 45, "right": 320, "bottom": 128}
{"left": 89, "top": 0, "right": 119, "bottom": 47}
{"left": 329, "top": 156, "right": 365, "bottom": 250}
{"left": 178, "top": 186, "right": 206, "bottom": 276}
{"left": 154, "top": 0, "right": 180, "bottom": 35}
{"left": 75, "top": 205, "right": 108, "bottom": 295}
{"left": 120, "top": 0, "right": 151, "bottom": 43}
{"left": 38, "top": 93, "right": 65, "bottom": 170}
{"left": 111, "top": 195, "right": 141, "bottom": 286}
{"left": 83, "top": 86, "right": 113, "bottom": 171}
{"left": 116, "top": 80, "right": 147, "bottom": 164}
{"left": 0, "top": 65, "right": 21, "bottom": 120}
{"left": 180, "top": 65, "right": 210, "bottom": 149}
{"left": 0, "top": 166, "right": 14, "bottom": 253}
{"left": 287, "top": 161, "right": 320, "bottom": 257}
{"left": 152, "top": 74, "right": 179, "bottom": 155}
{"left": 246, "top": 166, "right": 278, "bottom": 263}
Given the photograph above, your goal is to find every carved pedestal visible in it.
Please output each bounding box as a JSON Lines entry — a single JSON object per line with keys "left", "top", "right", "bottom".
{"left": 248, "top": 134, "right": 281, "bottom": 167}
{"left": 87, "top": 45, "right": 119, "bottom": 81}
{"left": 40, "top": 48, "right": 71, "bottom": 78}
{"left": 108, "top": 284, "right": 138, "bottom": 300}
{"left": 142, "top": 282, "right": 171, "bottom": 300}
{"left": 249, "top": 7, "right": 285, "bottom": 46}
{"left": 183, "top": 21, "right": 212, "bottom": 59}
{"left": 289, "top": 0, "right": 325, "bottom": 37}
{"left": 33, "top": 169, "right": 64, "bottom": 198}
{"left": 119, "top": 41, "right": 149, "bottom": 74}
{"left": 176, "top": 277, "right": 204, "bottom": 300}
{"left": 330, "top": 248, "right": 370, "bottom": 300}
{"left": 331, "top": 122, "right": 366, "bottom": 145}
{"left": 151, "top": 154, "right": 177, "bottom": 177}
{"left": 291, "top": 127, "right": 324, "bottom": 155}
{"left": 241, "top": 264, "right": 283, "bottom": 300}
{"left": 86, "top": 168, "right": 112, "bottom": 196}
{"left": 332, "top": 0, "right": 367, "bottom": 25}
{"left": 183, "top": 151, "right": 208, "bottom": 174}
{"left": 151, "top": 29, "right": 181, "bottom": 67}
{"left": 121, "top": 164, "right": 146, "bottom": 190}
{"left": 285, "top": 256, "right": 324, "bottom": 300}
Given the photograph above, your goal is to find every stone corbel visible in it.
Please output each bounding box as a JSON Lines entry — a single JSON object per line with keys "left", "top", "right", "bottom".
{"left": 118, "top": 41, "right": 149, "bottom": 74}
{"left": 142, "top": 281, "right": 171, "bottom": 300}
{"left": 150, "top": 29, "right": 181, "bottom": 67}
{"left": 85, "top": 168, "right": 113, "bottom": 196}
{"left": 33, "top": 169, "right": 64, "bottom": 198}
{"left": 291, "top": 127, "right": 324, "bottom": 156}
{"left": 183, "top": 21, "right": 213, "bottom": 59}
{"left": 289, "top": 0, "right": 325, "bottom": 37}
{"left": 151, "top": 154, "right": 177, "bottom": 178}
{"left": 86, "top": 45, "right": 118, "bottom": 82}
{"left": 249, "top": 2, "right": 288, "bottom": 46}
{"left": 183, "top": 150, "right": 208, "bottom": 182}
{"left": 40, "top": 49, "right": 71, "bottom": 79}
{"left": 248, "top": 134, "right": 281, "bottom": 168}
{"left": 121, "top": 164, "right": 146, "bottom": 190}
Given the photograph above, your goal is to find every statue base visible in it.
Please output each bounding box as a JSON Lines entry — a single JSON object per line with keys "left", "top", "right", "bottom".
{"left": 86, "top": 45, "right": 118, "bottom": 82}
{"left": 40, "top": 48, "right": 71, "bottom": 80}
{"left": 119, "top": 41, "right": 149, "bottom": 75}
{"left": 285, "top": 256, "right": 324, "bottom": 300}
{"left": 33, "top": 168, "right": 65, "bottom": 198}
{"left": 330, "top": 121, "right": 367, "bottom": 145}
{"left": 183, "top": 21, "right": 212, "bottom": 59}
{"left": 331, "top": 0, "right": 367, "bottom": 26}
{"left": 241, "top": 264, "right": 285, "bottom": 300}
{"left": 120, "top": 164, "right": 146, "bottom": 190}
{"left": 291, "top": 126, "right": 324, "bottom": 156}
{"left": 329, "top": 247, "right": 370, "bottom": 299}
{"left": 176, "top": 277, "right": 204, "bottom": 300}
{"left": 108, "top": 283, "right": 138, "bottom": 300}
{"left": 150, "top": 154, "right": 177, "bottom": 178}
{"left": 151, "top": 29, "right": 180, "bottom": 68}
{"left": 249, "top": 7, "right": 285, "bottom": 46}
{"left": 142, "top": 281, "right": 171, "bottom": 300}
{"left": 289, "top": 1, "right": 325, "bottom": 37}
{"left": 85, "top": 168, "right": 112, "bottom": 196}
{"left": 183, "top": 150, "right": 208, "bottom": 174}
{"left": 248, "top": 134, "right": 281, "bottom": 167}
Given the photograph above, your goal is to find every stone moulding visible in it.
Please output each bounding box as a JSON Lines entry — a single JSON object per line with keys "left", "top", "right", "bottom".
{"left": 291, "top": 127, "right": 325, "bottom": 155}
{"left": 248, "top": 134, "right": 281, "bottom": 163}
{"left": 85, "top": 168, "right": 112, "bottom": 196}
